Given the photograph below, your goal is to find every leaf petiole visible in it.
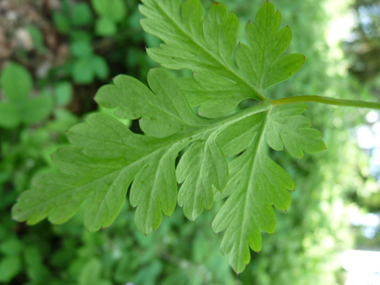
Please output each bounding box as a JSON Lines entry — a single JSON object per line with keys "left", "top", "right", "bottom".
{"left": 271, "top": 95, "right": 380, "bottom": 110}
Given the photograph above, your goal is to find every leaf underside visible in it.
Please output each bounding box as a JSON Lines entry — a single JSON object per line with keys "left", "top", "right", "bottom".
{"left": 12, "top": 0, "right": 325, "bottom": 274}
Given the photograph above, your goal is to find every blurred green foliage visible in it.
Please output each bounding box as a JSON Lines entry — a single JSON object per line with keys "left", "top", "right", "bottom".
{"left": 92, "top": 0, "right": 127, "bottom": 36}
{"left": 0, "top": 0, "right": 378, "bottom": 284}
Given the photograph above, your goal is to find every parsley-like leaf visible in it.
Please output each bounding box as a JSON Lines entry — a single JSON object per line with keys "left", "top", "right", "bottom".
{"left": 266, "top": 103, "right": 326, "bottom": 157}
{"left": 12, "top": 68, "right": 269, "bottom": 233}
{"left": 12, "top": 0, "right": 326, "bottom": 274}
{"left": 141, "top": 0, "right": 304, "bottom": 118}
{"left": 213, "top": 105, "right": 324, "bottom": 273}
{"left": 213, "top": 123, "right": 294, "bottom": 273}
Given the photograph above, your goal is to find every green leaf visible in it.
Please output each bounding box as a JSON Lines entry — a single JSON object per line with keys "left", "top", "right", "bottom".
{"left": 20, "top": 92, "right": 54, "bottom": 124}
{"left": 55, "top": 81, "right": 73, "bottom": 106}
{"left": 73, "top": 58, "right": 94, "bottom": 84}
{"left": 70, "top": 30, "right": 93, "bottom": 42}
{"left": 0, "top": 61, "right": 33, "bottom": 101}
{"left": 98, "top": 106, "right": 131, "bottom": 127}
{"left": 0, "top": 102, "right": 20, "bottom": 129}
{"left": 47, "top": 109, "right": 79, "bottom": 132}
{"left": 72, "top": 2, "right": 93, "bottom": 26}
{"left": 140, "top": 0, "right": 303, "bottom": 118}
{"left": 95, "top": 18, "right": 117, "bottom": 36}
{"left": 13, "top": 69, "right": 245, "bottom": 233}
{"left": 72, "top": 55, "right": 108, "bottom": 83}
{"left": 212, "top": 113, "right": 294, "bottom": 273}
{"left": 132, "top": 260, "right": 162, "bottom": 285}
{"left": 0, "top": 62, "right": 54, "bottom": 127}
{"left": 266, "top": 103, "right": 326, "bottom": 158}
{"left": 0, "top": 239, "right": 23, "bottom": 256}
{"left": 24, "top": 246, "right": 50, "bottom": 282}
{"left": 71, "top": 41, "right": 93, "bottom": 58}
{"left": 27, "top": 25, "right": 46, "bottom": 53}
{"left": 53, "top": 12, "right": 71, "bottom": 34}
{"left": 12, "top": 1, "right": 327, "bottom": 274}
{"left": 24, "top": 247, "right": 44, "bottom": 282}
{"left": 78, "top": 259, "right": 102, "bottom": 285}
{"left": 92, "top": 55, "right": 109, "bottom": 80}
{"left": 235, "top": 3, "right": 305, "bottom": 90}
{"left": 211, "top": 105, "right": 324, "bottom": 274}
{"left": 0, "top": 255, "right": 22, "bottom": 282}
{"left": 216, "top": 112, "right": 265, "bottom": 157}
{"left": 91, "top": 0, "right": 126, "bottom": 22}
{"left": 176, "top": 133, "right": 228, "bottom": 221}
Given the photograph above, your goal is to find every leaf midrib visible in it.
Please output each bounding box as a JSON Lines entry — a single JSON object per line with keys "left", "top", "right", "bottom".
{"left": 237, "top": 110, "right": 269, "bottom": 271}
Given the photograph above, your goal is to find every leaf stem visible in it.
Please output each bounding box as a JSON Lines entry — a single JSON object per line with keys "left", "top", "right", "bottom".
{"left": 271, "top": 95, "right": 380, "bottom": 110}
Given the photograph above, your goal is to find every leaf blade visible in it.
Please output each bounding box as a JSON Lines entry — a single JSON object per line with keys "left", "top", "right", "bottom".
{"left": 213, "top": 115, "right": 294, "bottom": 273}
{"left": 266, "top": 103, "right": 326, "bottom": 157}
{"left": 140, "top": 0, "right": 265, "bottom": 117}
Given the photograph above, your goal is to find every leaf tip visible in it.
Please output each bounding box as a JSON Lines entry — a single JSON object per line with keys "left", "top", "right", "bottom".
{"left": 256, "top": 251, "right": 259, "bottom": 254}
{"left": 271, "top": 233, "right": 273, "bottom": 235}
{"left": 144, "top": 233, "right": 147, "bottom": 237}
{"left": 285, "top": 209, "right": 287, "bottom": 212}
{"left": 213, "top": 1, "right": 219, "bottom": 4}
